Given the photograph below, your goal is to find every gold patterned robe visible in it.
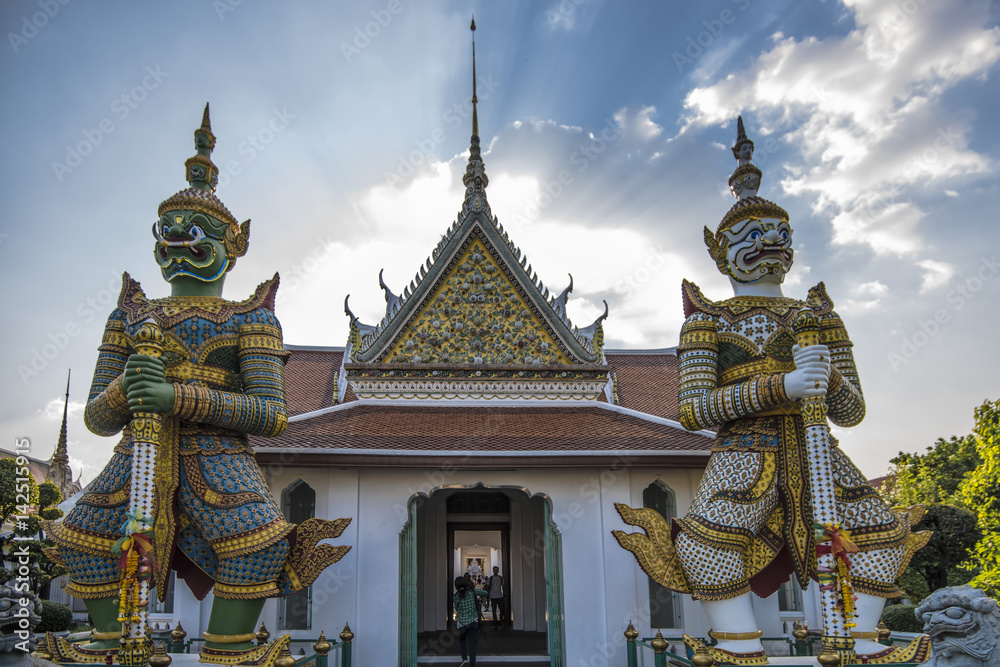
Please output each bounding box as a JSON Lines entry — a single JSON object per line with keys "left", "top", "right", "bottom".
{"left": 615, "top": 281, "right": 927, "bottom": 602}
{"left": 49, "top": 274, "right": 350, "bottom": 603}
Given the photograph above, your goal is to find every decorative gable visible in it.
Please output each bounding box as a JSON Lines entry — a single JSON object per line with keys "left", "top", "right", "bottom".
{"left": 385, "top": 231, "right": 572, "bottom": 366}
{"left": 339, "top": 52, "right": 610, "bottom": 402}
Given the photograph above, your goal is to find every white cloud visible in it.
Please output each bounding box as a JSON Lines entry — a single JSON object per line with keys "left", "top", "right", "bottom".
{"left": 838, "top": 280, "right": 890, "bottom": 313}
{"left": 613, "top": 105, "right": 662, "bottom": 141}
{"left": 40, "top": 398, "right": 85, "bottom": 421}
{"left": 916, "top": 258, "right": 956, "bottom": 292}
{"left": 829, "top": 201, "right": 925, "bottom": 256}
{"left": 679, "top": 0, "right": 1000, "bottom": 256}
{"left": 853, "top": 281, "right": 889, "bottom": 297}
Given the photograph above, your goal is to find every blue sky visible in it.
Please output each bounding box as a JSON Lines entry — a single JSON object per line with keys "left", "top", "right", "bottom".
{"left": 1, "top": 0, "right": 998, "bottom": 483}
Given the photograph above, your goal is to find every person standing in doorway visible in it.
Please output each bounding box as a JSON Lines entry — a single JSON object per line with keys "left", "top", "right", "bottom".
{"left": 453, "top": 576, "right": 487, "bottom": 667}
{"left": 487, "top": 566, "right": 506, "bottom": 625}
{"left": 475, "top": 576, "right": 489, "bottom": 613}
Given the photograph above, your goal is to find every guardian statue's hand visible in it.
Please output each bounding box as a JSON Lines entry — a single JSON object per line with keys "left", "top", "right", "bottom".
{"left": 783, "top": 343, "right": 831, "bottom": 400}
{"left": 122, "top": 354, "right": 175, "bottom": 414}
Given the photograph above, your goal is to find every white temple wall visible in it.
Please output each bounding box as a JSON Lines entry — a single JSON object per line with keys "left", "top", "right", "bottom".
{"left": 341, "top": 466, "right": 635, "bottom": 666}
{"left": 256, "top": 466, "right": 361, "bottom": 652}
{"left": 173, "top": 462, "right": 722, "bottom": 664}
{"left": 616, "top": 466, "right": 706, "bottom": 645}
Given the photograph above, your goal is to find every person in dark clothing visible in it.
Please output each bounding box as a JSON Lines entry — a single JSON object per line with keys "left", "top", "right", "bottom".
{"left": 486, "top": 566, "right": 506, "bottom": 624}
{"left": 453, "top": 576, "right": 488, "bottom": 666}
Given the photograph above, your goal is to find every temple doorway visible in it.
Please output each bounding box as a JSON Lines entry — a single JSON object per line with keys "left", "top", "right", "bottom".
{"left": 400, "top": 485, "right": 563, "bottom": 666}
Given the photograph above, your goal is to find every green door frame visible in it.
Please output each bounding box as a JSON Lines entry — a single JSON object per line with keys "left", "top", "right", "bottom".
{"left": 400, "top": 489, "right": 566, "bottom": 667}
{"left": 399, "top": 498, "right": 418, "bottom": 667}
{"left": 543, "top": 498, "right": 566, "bottom": 667}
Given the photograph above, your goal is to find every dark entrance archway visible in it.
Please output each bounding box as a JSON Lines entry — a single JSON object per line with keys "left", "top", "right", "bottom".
{"left": 399, "top": 485, "right": 563, "bottom": 666}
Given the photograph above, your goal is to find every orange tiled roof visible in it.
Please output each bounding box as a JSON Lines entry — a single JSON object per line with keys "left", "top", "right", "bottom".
{"left": 253, "top": 404, "right": 708, "bottom": 453}
{"left": 280, "top": 348, "right": 679, "bottom": 418}
{"left": 605, "top": 351, "right": 680, "bottom": 421}
{"left": 283, "top": 346, "right": 341, "bottom": 416}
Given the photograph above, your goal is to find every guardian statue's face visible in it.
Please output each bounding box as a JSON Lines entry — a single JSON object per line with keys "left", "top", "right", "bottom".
{"left": 153, "top": 210, "right": 230, "bottom": 283}
{"left": 721, "top": 216, "right": 794, "bottom": 284}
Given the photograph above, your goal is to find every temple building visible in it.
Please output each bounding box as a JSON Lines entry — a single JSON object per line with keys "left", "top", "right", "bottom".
{"left": 148, "top": 37, "right": 826, "bottom": 666}
{"left": 41, "top": 24, "right": 855, "bottom": 667}
{"left": 0, "top": 371, "right": 82, "bottom": 502}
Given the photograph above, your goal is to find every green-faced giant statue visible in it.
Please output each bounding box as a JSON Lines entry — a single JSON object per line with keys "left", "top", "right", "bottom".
{"left": 44, "top": 105, "right": 351, "bottom": 667}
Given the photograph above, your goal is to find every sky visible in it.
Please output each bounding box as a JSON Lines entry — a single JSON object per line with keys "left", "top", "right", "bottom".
{"left": 1, "top": 0, "right": 998, "bottom": 484}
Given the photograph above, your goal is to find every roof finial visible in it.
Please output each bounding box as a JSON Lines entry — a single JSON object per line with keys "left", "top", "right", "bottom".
{"left": 46, "top": 369, "right": 77, "bottom": 498}
{"left": 471, "top": 16, "right": 478, "bottom": 139}
{"left": 52, "top": 369, "right": 70, "bottom": 466}
{"left": 731, "top": 115, "right": 754, "bottom": 165}
{"left": 459, "top": 16, "right": 489, "bottom": 218}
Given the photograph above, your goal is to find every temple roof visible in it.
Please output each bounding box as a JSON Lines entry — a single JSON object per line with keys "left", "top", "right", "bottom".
{"left": 283, "top": 345, "right": 682, "bottom": 420}
{"left": 345, "top": 186, "right": 607, "bottom": 369}
{"left": 267, "top": 345, "right": 705, "bottom": 463}
{"left": 252, "top": 401, "right": 711, "bottom": 467}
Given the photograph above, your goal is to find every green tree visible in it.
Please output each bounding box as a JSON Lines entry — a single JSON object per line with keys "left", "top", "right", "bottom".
{"left": 0, "top": 457, "right": 39, "bottom": 526}
{"left": 0, "top": 461, "right": 66, "bottom": 595}
{"left": 885, "top": 434, "right": 980, "bottom": 506}
{"left": 959, "top": 399, "right": 1000, "bottom": 599}
{"left": 30, "top": 482, "right": 67, "bottom": 595}
{"left": 896, "top": 504, "right": 980, "bottom": 603}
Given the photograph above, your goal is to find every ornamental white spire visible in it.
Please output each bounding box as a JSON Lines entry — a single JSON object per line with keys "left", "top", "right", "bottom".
{"left": 728, "top": 115, "right": 762, "bottom": 200}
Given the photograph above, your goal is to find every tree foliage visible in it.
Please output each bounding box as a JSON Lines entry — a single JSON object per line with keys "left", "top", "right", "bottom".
{"left": 959, "top": 399, "right": 1000, "bottom": 599}
{"left": 0, "top": 465, "right": 66, "bottom": 595}
{"left": 885, "top": 434, "right": 980, "bottom": 507}
{"left": 883, "top": 399, "right": 999, "bottom": 602}
{"left": 880, "top": 604, "right": 923, "bottom": 633}
{"left": 896, "top": 504, "right": 979, "bottom": 602}
{"left": 0, "top": 457, "right": 39, "bottom": 526}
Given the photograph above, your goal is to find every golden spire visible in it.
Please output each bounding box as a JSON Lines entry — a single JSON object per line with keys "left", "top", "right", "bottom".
{"left": 471, "top": 16, "right": 478, "bottom": 139}
{"left": 459, "top": 16, "right": 490, "bottom": 220}
{"left": 52, "top": 369, "right": 70, "bottom": 466}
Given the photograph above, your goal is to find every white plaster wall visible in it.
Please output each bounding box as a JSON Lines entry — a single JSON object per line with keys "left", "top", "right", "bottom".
{"left": 172, "top": 577, "right": 208, "bottom": 640}
{"left": 344, "top": 467, "right": 625, "bottom": 666}
{"left": 257, "top": 466, "right": 361, "bottom": 647}
{"left": 617, "top": 466, "right": 705, "bottom": 646}
{"left": 186, "top": 463, "right": 719, "bottom": 665}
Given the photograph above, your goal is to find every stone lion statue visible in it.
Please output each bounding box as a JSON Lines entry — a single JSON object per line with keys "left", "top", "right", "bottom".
{"left": 0, "top": 585, "right": 43, "bottom": 652}
{"left": 917, "top": 585, "right": 1000, "bottom": 666}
